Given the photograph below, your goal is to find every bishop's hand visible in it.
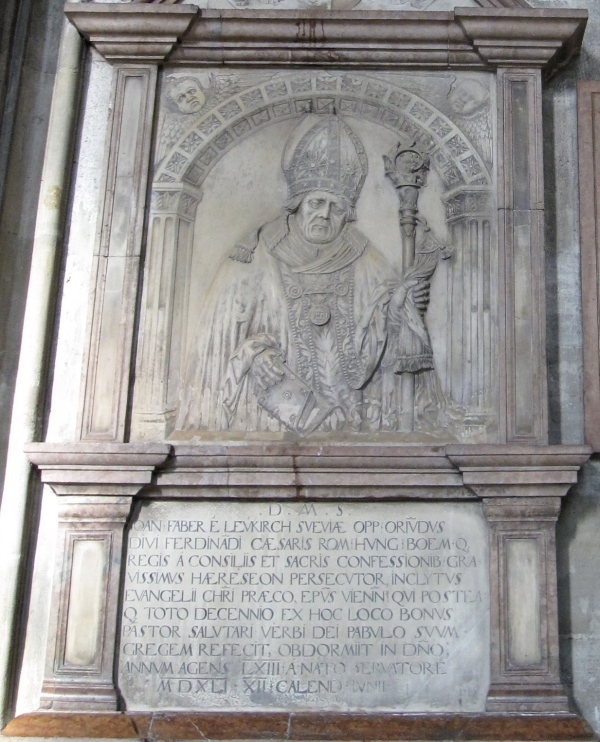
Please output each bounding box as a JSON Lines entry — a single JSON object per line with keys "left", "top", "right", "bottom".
{"left": 388, "top": 277, "right": 431, "bottom": 319}
{"left": 412, "top": 279, "right": 430, "bottom": 314}
{"left": 250, "top": 347, "right": 286, "bottom": 390}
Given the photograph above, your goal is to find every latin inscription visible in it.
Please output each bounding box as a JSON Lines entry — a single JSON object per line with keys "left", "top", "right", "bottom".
{"left": 119, "top": 501, "right": 489, "bottom": 711}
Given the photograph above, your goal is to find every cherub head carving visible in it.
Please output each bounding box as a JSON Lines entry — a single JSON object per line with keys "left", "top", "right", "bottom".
{"left": 447, "top": 78, "right": 490, "bottom": 117}
{"left": 166, "top": 77, "right": 206, "bottom": 115}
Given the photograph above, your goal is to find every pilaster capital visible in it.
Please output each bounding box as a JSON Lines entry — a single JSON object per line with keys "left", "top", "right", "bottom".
{"left": 455, "top": 8, "right": 587, "bottom": 73}
{"left": 54, "top": 496, "right": 134, "bottom": 524}
{"left": 446, "top": 444, "right": 591, "bottom": 499}
{"left": 151, "top": 182, "right": 203, "bottom": 218}
{"left": 64, "top": 4, "right": 198, "bottom": 63}
{"left": 25, "top": 442, "right": 171, "bottom": 497}
{"left": 482, "top": 496, "right": 562, "bottom": 523}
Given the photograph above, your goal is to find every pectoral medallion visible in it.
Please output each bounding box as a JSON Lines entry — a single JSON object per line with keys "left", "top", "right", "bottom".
{"left": 309, "top": 304, "right": 331, "bottom": 326}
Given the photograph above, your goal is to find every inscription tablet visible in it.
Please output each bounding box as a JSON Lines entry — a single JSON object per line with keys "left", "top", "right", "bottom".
{"left": 119, "top": 500, "right": 489, "bottom": 711}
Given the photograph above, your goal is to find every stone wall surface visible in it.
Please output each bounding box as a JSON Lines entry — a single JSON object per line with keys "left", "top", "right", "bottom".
{"left": 533, "top": 0, "right": 600, "bottom": 732}
{"left": 0, "top": 0, "right": 75, "bottom": 729}
{"left": 2, "top": 0, "right": 600, "bottom": 739}
{"left": 12, "top": 47, "right": 115, "bottom": 718}
{"left": 0, "top": 0, "right": 65, "bottom": 502}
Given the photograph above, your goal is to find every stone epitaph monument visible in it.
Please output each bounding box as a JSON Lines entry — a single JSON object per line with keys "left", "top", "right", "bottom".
{"left": 5, "top": 0, "right": 597, "bottom": 739}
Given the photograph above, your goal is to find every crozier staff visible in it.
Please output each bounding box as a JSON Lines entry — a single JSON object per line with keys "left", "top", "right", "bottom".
{"left": 176, "top": 115, "right": 435, "bottom": 435}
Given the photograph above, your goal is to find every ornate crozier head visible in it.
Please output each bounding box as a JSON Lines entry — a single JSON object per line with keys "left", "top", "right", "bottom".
{"left": 282, "top": 115, "right": 368, "bottom": 227}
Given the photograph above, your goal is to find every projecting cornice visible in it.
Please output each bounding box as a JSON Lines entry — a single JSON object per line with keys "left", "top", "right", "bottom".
{"left": 64, "top": 5, "right": 198, "bottom": 62}
{"left": 456, "top": 9, "right": 587, "bottom": 71}
{"left": 64, "top": 3, "right": 587, "bottom": 76}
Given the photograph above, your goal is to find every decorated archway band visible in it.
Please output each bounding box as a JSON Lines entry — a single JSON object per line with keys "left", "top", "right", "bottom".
{"left": 154, "top": 71, "right": 493, "bottom": 193}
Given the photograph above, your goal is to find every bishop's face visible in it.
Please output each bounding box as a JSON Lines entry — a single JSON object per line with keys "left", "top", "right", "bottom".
{"left": 296, "top": 191, "right": 349, "bottom": 244}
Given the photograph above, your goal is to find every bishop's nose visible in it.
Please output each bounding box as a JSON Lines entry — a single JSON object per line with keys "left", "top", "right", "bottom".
{"left": 314, "top": 202, "right": 333, "bottom": 218}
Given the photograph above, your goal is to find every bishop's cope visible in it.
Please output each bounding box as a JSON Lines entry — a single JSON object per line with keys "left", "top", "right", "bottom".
{"left": 177, "top": 115, "right": 445, "bottom": 435}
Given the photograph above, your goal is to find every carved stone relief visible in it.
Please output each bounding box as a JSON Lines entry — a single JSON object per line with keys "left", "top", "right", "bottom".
{"left": 131, "top": 70, "right": 497, "bottom": 443}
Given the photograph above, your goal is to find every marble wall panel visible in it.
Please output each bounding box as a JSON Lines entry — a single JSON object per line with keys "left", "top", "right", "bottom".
{"left": 539, "top": 1, "right": 600, "bottom": 732}
{"left": 118, "top": 499, "right": 490, "bottom": 712}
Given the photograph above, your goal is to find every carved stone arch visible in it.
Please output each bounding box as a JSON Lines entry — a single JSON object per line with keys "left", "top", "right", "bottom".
{"left": 133, "top": 71, "right": 496, "bottom": 439}
{"left": 155, "top": 72, "right": 492, "bottom": 191}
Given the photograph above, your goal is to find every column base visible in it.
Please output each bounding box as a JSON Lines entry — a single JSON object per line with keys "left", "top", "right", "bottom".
{"left": 486, "top": 684, "right": 570, "bottom": 713}
{"left": 40, "top": 679, "right": 118, "bottom": 711}
{"left": 130, "top": 408, "right": 176, "bottom": 441}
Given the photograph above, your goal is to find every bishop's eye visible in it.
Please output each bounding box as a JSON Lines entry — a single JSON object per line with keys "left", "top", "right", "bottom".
{"left": 187, "top": 88, "right": 197, "bottom": 96}
{"left": 308, "top": 199, "right": 325, "bottom": 209}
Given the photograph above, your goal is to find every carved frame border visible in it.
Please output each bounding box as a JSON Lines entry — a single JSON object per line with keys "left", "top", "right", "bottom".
{"left": 64, "top": 5, "right": 587, "bottom": 75}
{"left": 65, "top": 4, "right": 587, "bottom": 448}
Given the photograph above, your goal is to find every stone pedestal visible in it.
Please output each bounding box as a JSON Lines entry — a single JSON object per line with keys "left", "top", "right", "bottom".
{"left": 25, "top": 444, "right": 169, "bottom": 711}
{"left": 20, "top": 442, "right": 590, "bottom": 727}
{"left": 483, "top": 497, "right": 565, "bottom": 713}
{"left": 39, "top": 495, "right": 132, "bottom": 711}
{"left": 447, "top": 445, "right": 589, "bottom": 713}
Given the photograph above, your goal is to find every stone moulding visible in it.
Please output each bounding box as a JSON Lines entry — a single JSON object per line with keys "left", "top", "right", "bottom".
{"left": 63, "top": 5, "right": 198, "bottom": 63}
{"left": 25, "top": 442, "right": 172, "bottom": 496}
{"left": 63, "top": 4, "right": 587, "bottom": 77}
{"left": 129, "top": 0, "right": 537, "bottom": 5}
{"left": 147, "top": 443, "right": 590, "bottom": 499}
{"left": 25, "top": 441, "right": 591, "bottom": 498}
{"left": 2, "top": 710, "right": 596, "bottom": 741}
